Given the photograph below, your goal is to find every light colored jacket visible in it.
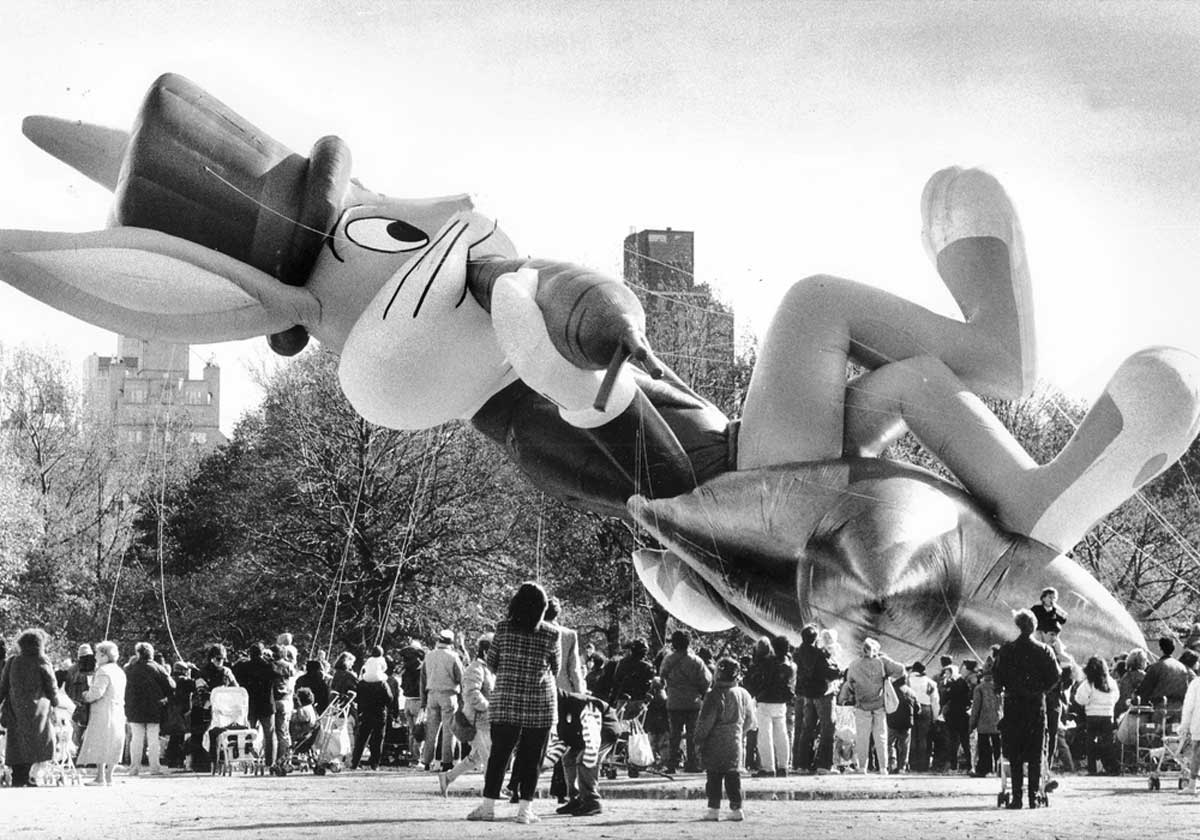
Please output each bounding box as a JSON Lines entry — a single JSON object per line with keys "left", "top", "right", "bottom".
{"left": 462, "top": 657, "right": 495, "bottom": 728}
{"left": 551, "top": 623, "right": 586, "bottom": 694}
{"left": 422, "top": 643, "right": 464, "bottom": 694}
{"left": 1074, "top": 680, "right": 1118, "bottom": 719}
{"left": 845, "top": 654, "right": 905, "bottom": 712}
{"left": 1180, "top": 678, "right": 1200, "bottom": 741}
{"left": 659, "top": 649, "right": 712, "bottom": 711}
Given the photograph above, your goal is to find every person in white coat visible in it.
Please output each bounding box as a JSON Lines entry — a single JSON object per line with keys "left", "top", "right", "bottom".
{"left": 1178, "top": 655, "right": 1200, "bottom": 795}
{"left": 76, "top": 641, "right": 127, "bottom": 786}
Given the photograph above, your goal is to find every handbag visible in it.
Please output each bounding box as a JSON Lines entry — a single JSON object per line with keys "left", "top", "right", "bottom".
{"left": 161, "top": 701, "right": 186, "bottom": 735}
{"left": 451, "top": 707, "right": 477, "bottom": 743}
{"left": 73, "top": 700, "right": 91, "bottom": 728}
{"left": 836, "top": 679, "right": 855, "bottom": 707}
{"left": 626, "top": 719, "right": 654, "bottom": 767}
{"left": 883, "top": 677, "right": 900, "bottom": 715}
{"left": 1116, "top": 709, "right": 1143, "bottom": 746}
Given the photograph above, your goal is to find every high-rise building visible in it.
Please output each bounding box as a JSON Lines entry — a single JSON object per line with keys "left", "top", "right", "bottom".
{"left": 83, "top": 336, "right": 226, "bottom": 452}
{"left": 622, "top": 228, "right": 738, "bottom": 410}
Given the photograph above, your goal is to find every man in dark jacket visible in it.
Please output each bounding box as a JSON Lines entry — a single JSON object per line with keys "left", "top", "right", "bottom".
{"left": 610, "top": 639, "right": 655, "bottom": 709}
{"left": 792, "top": 624, "right": 842, "bottom": 774}
{"left": 659, "top": 630, "right": 712, "bottom": 773}
{"left": 124, "top": 641, "right": 175, "bottom": 775}
{"left": 993, "top": 609, "right": 1060, "bottom": 809}
{"left": 232, "top": 643, "right": 278, "bottom": 764}
{"left": 1137, "top": 637, "right": 1192, "bottom": 708}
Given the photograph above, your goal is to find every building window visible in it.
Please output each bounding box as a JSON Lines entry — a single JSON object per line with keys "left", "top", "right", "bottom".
{"left": 186, "top": 389, "right": 209, "bottom": 405}
{"left": 125, "top": 429, "right": 145, "bottom": 444}
{"left": 126, "top": 387, "right": 147, "bottom": 404}
{"left": 189, "top": 431, "right": 208, "bottom": 445}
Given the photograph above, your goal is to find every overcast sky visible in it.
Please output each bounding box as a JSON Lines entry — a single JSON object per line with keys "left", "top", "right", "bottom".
{"left": 2, "top": 1, "right": 1198, "bottom": 433}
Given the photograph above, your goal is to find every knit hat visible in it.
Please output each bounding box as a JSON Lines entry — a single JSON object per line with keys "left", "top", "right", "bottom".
{"left": 361, "top": 655, "right": 388, "bottom": 683}
{"left": 112, "top": 73, "right": 352, "bottom": 356}
{"left": 716, "top": 657, "right": 740, "bottom": 683}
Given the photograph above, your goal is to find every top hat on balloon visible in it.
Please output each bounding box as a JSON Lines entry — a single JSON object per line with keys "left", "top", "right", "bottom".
{"left": 111, "top": 73, "right": 352, "bottom": 355}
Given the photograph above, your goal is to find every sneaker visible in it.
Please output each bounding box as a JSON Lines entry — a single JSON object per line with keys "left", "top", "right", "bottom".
{"left": 437, "top": 772, "right": 450, "bottom": 798}
{"left": 466, "top": 804, "right": 494, "bottom": 822}
{"left": 515, "top": 810, "right": 540, "bottom": 825}
{"left": 728, "top": 808, "right": 745, "bottom": 822}
{"left": 573, "top": 800, "right": 602, "bottom": 817}
{"left": 701, "top": 808, "right": 719, "bottom": 821}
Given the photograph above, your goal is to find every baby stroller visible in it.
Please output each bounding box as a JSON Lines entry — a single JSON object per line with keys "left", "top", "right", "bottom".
{"left": 289, "top": 690, "right": 354, "bottom": 775}
{"left": 832, "top": 724, "right": 857, "bottom": 773}
{"left": 36, "top": 706, "right": 81, "bottom": 786}
{"left": 1126, "top": 702, "right": 1188, "bottom": 790}
{"left": 206, "top": 686, "right": 264, "bottom": 776}
{"left": 997, "top": 742, "right": 1051, "bottom": 808}
{"left": 600, "top": 699, "right": 673, "bottom": 780}
{"left": 379, "top": 711, "right": 414, "bottom": 767}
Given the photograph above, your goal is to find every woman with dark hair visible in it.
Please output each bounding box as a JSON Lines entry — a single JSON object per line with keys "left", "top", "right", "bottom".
{"left": 1074, "top": 655, "right": 1119, "bottom": 775}
{"left": 330, "top": 651, "right": 358, "bottom": 697}
{"left": 468, "top": 581, "right": 560, "bottom": 824}
{"left": 0, "top": 628, "right": 59, "bottom": 787}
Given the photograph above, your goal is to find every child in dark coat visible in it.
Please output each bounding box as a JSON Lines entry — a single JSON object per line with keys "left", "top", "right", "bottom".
{"left": 695, "top": 658, "right": 756, "bottom": 822}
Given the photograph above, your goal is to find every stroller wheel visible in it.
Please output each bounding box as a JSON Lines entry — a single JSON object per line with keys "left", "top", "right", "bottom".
{"left": 314, "top": 765, "right": 327, "bottom": 776}
{"left": 628, "top": 768, "right": 640, "bottom": 778}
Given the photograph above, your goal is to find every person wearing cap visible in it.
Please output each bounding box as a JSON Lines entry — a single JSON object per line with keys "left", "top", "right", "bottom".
{"left": 396, "top": 639, "right": 426, "bottom": 760}
{"left": 659, "top": 629, "right": 712, "bottom": 774}
{"left": 845, "top": 638, "right": 906, "bottom": 775}
{"left": 695, "top": 658, "right": 755, "bottom": 821}
{"left": 992, "top": 608, "right": 1060, "bottom": 809}
{"left": 906, "top": 661, "right": 939, "bottom": 772}
{"left": 610, "top": 639, "right": 655, "bottom": 712}
{"left": 422, "top": 628, "right": 465, "bottom": 772}
{"left": 63, "top": 643, "right": 96, "bottom": 747}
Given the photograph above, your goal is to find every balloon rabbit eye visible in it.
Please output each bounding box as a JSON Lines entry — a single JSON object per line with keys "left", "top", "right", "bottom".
{"left": 345, "top": 217, "right": 430, "bottom": 253}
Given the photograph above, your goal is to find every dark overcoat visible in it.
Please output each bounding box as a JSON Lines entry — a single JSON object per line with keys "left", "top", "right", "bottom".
{"left": 0, "top": 636, "right": 60, "bottom": 765}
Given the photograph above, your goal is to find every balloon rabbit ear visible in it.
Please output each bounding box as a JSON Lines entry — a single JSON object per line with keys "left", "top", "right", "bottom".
{"left": 22, "top": 116, "right": 129, "bottom": 192}
{"left": 109, "top": 73, "right": 352, "bottom": 355}
{"left": 0, "top": 226, "right": 320, "bottom": 344}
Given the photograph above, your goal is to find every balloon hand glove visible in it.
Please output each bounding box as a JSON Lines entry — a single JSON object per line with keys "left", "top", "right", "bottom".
{"left": 492, "top": 267, "right": 636, "bottom": 428}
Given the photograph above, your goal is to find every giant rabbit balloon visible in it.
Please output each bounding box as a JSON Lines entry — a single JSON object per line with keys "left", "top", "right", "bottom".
{"left": 4, "top": 73, "right": 1198, "bottom": 663}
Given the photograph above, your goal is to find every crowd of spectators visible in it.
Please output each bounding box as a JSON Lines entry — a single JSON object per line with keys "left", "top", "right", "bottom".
{"left": 5, "top": 582, "right": 1200, "bottom": 821}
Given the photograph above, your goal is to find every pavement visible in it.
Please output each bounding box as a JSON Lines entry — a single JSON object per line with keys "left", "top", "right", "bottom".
{"left": 3, "top": 765, "right": 1194, "bottom": 840}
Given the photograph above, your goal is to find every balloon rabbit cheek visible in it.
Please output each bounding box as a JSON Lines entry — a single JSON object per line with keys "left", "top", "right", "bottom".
{"left": 334, "top": 207, "right": 517, "bottom": 430}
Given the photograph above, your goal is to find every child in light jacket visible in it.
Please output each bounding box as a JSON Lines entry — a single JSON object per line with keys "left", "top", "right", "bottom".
{"left": 695, "top": 658, "right": 756, "bottom": 822}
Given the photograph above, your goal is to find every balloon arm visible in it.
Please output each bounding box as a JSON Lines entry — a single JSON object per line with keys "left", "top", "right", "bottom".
{"left": 469, "top": 257, "right": 658, "bottom": 368}
{"left": 594, "top": 325, "right": 665, "bottom": 412}
{"left": 490, "top": 268, "right": 637, "bottom": 426}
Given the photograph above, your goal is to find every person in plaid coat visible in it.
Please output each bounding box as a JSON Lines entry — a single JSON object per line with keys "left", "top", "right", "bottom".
{"left": 468, "top": 581, "right": 561, "bottom": 824}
